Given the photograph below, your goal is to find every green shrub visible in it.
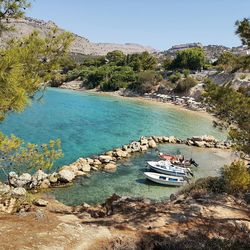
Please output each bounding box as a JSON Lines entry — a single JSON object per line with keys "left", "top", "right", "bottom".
{"left": 239, "top": 74, "right": 247, "bottom": 80}
{"left": 169, "top": 71, "right": 181, "bottom": 83}
{"left": 170, "top": 48, "right": 206, "bottom": 71}
{"left": 183, "top": 69, "right": 190, "bottom": 78}
{"left": 100, "top": 80, "right": 128, "bottom": 91}
{"left": 174, "top": 76, "right": 197, "bottom": 93}
{"left": 106, "top": 50, "right": 126, "bottom": 66}
{"left": 129, "top": 71, "right": 162, "bottom": 94}
{"left": 180, "top": 176, "right": 225, "bottom": 196}
{"left": 65, "top": 68, "right": 82, "bottom": 82}
{"left": 221, "top": 160, "right": 250, "bottom": 194}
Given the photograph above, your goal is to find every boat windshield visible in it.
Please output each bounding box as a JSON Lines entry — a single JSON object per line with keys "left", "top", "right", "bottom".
{"left": 159, "top": 176, "right": 167, "bottom": 180}
{"left": 169, "top": 178, "right": 178, "bottom": 182}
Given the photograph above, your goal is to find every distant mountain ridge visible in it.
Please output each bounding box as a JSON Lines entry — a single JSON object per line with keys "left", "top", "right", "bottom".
{"left": 0, "top": 17, "right": 156, "bottom": 55}
{"left": 1, "top": 17, "right": 249, "bottom": 59}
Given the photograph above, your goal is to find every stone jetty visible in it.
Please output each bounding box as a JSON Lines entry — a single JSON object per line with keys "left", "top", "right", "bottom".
{"left": 1, "top": 134, "right": 232, "bottom": 208}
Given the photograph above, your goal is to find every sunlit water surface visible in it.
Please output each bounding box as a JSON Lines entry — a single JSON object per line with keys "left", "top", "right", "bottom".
{"left": 0, "top": 88, "right": 230, "bottom": 204}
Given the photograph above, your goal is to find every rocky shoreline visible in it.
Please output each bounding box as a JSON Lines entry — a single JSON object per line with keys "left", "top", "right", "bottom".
{"left": 0, "top": 134, "right": 232, "bottom": 214}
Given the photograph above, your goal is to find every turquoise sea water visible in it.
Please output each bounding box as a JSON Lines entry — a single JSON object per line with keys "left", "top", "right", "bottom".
{"left": 51, "top": 144, "right": 234, "bottom": 205}
{"left": 0, "top": 88, "right": 230, "bottom": 204}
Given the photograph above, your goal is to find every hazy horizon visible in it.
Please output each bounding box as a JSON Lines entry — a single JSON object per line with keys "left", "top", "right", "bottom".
{"left": 25, "top": 0, "right": 250, "bottom": 50}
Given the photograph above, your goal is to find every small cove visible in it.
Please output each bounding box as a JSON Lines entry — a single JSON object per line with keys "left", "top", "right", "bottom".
{"left": 51, "top": 144, "right": 234, "bottom": 205}
{"left": 0, "top": 88, "right": 230, "bottom": 204}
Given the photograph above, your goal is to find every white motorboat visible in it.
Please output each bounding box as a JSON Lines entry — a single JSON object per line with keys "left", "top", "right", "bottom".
{"left": 147, "top": 160, "right": 193, "bottom": 177}
{"left": 144, "top": 172, "right": 185, "bottom": 186}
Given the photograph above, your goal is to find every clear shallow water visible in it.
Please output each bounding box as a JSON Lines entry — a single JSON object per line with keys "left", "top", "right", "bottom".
{"left": 51, "top": 144, "right": 234, "bottom": 205}
{"left": 0, "top": 88, "right": 225, "bottom": 170}
{"left": 0, "top": 88, "right": 229, "bottom": 204}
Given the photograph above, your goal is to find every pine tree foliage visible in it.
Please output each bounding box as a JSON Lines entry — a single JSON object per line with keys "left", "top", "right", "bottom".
{"left": 0, "top": 1, "right": 74, "bottom": 172}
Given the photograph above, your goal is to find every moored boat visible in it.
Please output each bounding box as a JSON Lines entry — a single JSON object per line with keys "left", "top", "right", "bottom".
{"left": 157, "top": 151, "right": 199, "bottom": 167}
{"left": 147, "top": 160, "right": 193, "bottom": 177}
{"left": 144, "top": 172, "right": 185, "bottom": 186}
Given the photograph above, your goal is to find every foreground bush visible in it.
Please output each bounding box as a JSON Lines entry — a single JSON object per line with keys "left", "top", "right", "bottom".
{"left": 180, "top": 160, "right": 250, "bottom": 198}
{"left": 221, "top": 160, "right": 250, "bottom": 194}
{"left": 180, "top": 176, "right": 225, "bottom": 196}
{"left": 0, "top": 132, "right": 63, "bottom": 174}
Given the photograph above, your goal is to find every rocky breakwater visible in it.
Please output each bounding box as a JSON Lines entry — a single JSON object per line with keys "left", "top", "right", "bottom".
{"left": 0, "top": 134, "right": 232, "bottom": 213}
{"left": 186, "top": 135, "right": 232, "bottom": 149}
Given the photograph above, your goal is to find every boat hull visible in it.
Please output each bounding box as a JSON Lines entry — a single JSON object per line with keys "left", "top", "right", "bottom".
{"left": 147, "top": 161, "right": 189, "bottom": 177}
{"left": 144, "top": 172, "right": 184, "bottom": 186}
{"left": 150, "top": 165, "right": 187, "bottom": 177}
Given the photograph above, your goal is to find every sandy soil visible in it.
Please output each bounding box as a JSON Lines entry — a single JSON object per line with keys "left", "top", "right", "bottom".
{"left": 0, "top": 193, "right": 249, "bottom": 250}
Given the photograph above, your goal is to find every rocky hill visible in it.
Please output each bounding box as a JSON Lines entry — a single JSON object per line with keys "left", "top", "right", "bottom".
{"left": 0, "top": 17, "right": 155, "bottom": 56}
{"left": 162, "top": 42, "right": 250, "bottom": 62}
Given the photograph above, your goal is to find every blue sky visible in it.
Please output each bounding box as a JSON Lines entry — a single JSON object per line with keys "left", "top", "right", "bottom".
{"left": 26, "top": 0, "right": 250, "bottom": 50}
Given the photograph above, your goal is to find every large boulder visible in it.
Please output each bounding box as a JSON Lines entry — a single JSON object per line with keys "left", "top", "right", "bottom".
{"left": 63, "top": 164, "right": 79, "bottom": 173}
{"left": 39, "top": 179, "right": 50, "bottom": 189}
{"left": 32, "top": 170, "right": 48, "bottom": 182}
{"left": 0, "top": 183, "right": 11, "bottom": 194}
{"left": 140, "top": 145, "right": 148, "bottom": 151}
{"left": 0, "top": 197, "right": 16, "bottom": 214}
{"left": 215, "top": 142, "right": 226, "bottom": 149}
{"left": 157, "top": 136, "right": 164, "bottom": 143}
{"left": 18, "top": 173, "right": 31, "bottom": 187}
{"left": 140, "top": 137, "right": 148, "bottom": 146}
{"left": 105, "top": 151, "right": 114, "bottom": 156}
{"left": 48, "top": 172, "right": 59, "bottom": 183}
{"left": 162, "top": 136, "right": 169, "bottom": 142}
{"left": 152, "top": 136, "right": 159, "bottom": 143}
{"left": 204, "top": 142, "right": 214, "bottom": 148}
{"left": 194, "top": 141, "right": 206, "bottom": 147}
{"left": 122, "top": 144, "right": 128, "bottom": 151}
{"left": 74, "top": 170, "right": 89, "bottom": 177}
{"left": 58, "top": 170, "right": 75, "bottom": 183}
{"left": 202, "top": 135, "right": 216, "bottom": 142}
{"left": 12, "top": 187, "right": 26, "bottom": 197}
{"left": 148, "top": 139, "right": 157, "bottom": 148}
{"left": 77, "top": 157, "right": 88, "bottom": 165}
{"left": 191, "top": 136, "right": 203, "bottom": 142}
{"left": 80, "top": 163, "right": 91, "bottom": 172}
{"left": 168, "top": 136, "right": 177, "bottom": 143}
{"left": 86, "top": 158, "right": 94, "bottom": 165}
{"left": 8, "top": 172, "right": 31, "bottom": 188}
{"left": 104, "top": 163, "right": 117, "bottom": 171}
{"left": 186, "top": 140, "right": 194, "bottom": 146}
{"left": 30, "top": 170, "right": 48, "bottom": 189}
{"left": 8, "top": 172, "right": 18, "bottom": 187}
{"left": 93, "top": 159, "right": 102, "bottom": 165}
{"left": 99, "top": 155, "right": 112, "bottom": 163}
{"left": 129, "top": 141, "right": 141, "bottom": 152}
{"left": 70, "top": 158, "right": 87, "bottom": 170}
{"left": 114, "top": 149, "right": 127, "bottom": 158}
{"left": 33, "top": 199, "right": 48, "bottom": 207}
